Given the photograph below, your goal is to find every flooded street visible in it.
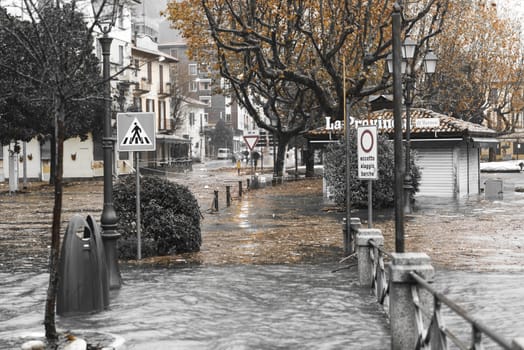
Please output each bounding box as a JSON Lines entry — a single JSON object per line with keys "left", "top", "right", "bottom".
{"left": 1, "top": 165, "right": 524, "bottom": 348}
{"left": 0, "top": 265, "right": 391, "bottom": 349}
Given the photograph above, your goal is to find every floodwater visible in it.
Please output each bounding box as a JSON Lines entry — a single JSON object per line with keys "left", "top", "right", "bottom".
{"left": 0, "top": 265, "right": 391, "bottom": 349}
{"left": 1, "top": 267, "right": 523, "bottom": 349}
{"left": 1, "top": 170, "right": 524, "bottom": 348}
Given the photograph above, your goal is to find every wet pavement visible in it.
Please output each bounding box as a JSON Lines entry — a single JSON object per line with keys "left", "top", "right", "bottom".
{"left": 1, "top": 164, "right": 524, "bottom": 348}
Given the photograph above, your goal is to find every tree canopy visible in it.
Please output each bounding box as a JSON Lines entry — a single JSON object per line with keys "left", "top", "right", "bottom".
{"left": 0, "top": 3, "right": 104, "bottom": 146}
{"left": 429, "top": 0, "right": 524, "bottom": 131}
{"left": 165, "top": 0, "right": 449, "bottom": 175}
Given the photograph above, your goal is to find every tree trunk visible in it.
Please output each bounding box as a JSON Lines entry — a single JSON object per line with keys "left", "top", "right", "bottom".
{"left": 49, "top": 134, "right": 56, "bottom": 185}
{"left": 44, "top": 103, "right": 65, "bottom": 340}
{"left": 304, "top": 141, "right": 315, "bottom": 178}
{"left": 274, "top": 132, "right": 292, "bottom": 177}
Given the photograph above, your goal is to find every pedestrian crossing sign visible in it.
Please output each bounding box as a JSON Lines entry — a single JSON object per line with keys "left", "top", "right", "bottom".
{"left": 117, "top": 113, "right": 156, "bottom": 151}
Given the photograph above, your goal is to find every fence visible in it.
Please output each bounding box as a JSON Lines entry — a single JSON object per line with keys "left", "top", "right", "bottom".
{"left": 348, "top": 218, "right": 524, "bottom": 350}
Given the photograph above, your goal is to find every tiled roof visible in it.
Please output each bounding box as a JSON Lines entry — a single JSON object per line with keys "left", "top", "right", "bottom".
{"left": 308, "top": 108, "right": 497, "bottom": 139}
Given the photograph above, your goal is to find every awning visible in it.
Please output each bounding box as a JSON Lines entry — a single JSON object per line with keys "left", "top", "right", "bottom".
{"left": 469, "top": 137, "right": 500, "bottom": 145}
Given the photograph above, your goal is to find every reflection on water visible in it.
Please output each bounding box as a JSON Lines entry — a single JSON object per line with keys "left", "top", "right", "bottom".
{"left": 434, "top": 270, "right": 524, "bottom": 349}
{"left": 1, "top": 267, "right": 524, "bottom": 349}
{"left": 0, "top": 265, "right": 390, "bottom": 350}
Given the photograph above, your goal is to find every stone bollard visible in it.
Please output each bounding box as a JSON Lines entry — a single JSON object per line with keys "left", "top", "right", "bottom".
{"left": 389, "top": 253, "right": 434, "bottom": 350}
{"left": 226, "top": 185, "right": 231, "bottom": 207}
{"left": 356, "top": 229, "right": 384, "bottom": 288}
{"left": 514, "top": 338, "right": 524, "bottom": 350}
{"left": 238, "top": 180, "right": 243, "bottom": 198}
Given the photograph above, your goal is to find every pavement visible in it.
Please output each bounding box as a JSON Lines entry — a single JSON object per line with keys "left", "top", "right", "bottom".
{"left": 1, "top": 164, "right": 524, "bottom": 272}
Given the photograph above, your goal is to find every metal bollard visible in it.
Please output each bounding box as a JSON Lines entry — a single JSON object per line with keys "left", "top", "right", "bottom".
{"left": 226, "top": 185, "right": 231, "bottom": 207}
{"left": 213, "top": 190, "right": 219, "bottom": 211}
{"left": 238, "top": 180, "right": 243, "bottom": 198}
{"left": 247, "top": 178, "right": 250, "bottom": 190}
{"left": 342, "top": 218, "right": 349, "bottom": 255}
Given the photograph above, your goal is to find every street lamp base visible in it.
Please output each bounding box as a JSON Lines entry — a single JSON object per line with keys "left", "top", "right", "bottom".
{"left": 403, "top": 181, "right": 413, "bottom": 215}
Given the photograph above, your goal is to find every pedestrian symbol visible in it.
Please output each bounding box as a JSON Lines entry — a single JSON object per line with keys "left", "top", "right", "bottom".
{"left": 121, "top": 119, "right": 151, "bottom": 146}
{"left": 117, "top": 112, "right": 156, "bottom": 151}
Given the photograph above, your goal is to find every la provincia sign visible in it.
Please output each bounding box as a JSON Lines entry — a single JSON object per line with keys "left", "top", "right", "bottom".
{"left": 357, "top": 125, "right": 378, "bottom": 180}
{"left": 325, "top": 116, "right": 440, "bottom": 131}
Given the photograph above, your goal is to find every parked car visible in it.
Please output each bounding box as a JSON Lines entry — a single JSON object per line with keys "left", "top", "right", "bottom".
{"left": 217, "top": 148, "right": 232, "bottom": 159}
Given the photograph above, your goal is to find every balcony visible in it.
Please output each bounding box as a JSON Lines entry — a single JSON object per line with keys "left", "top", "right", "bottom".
{"left": 158, "top": 82, "right": 172, "bottom": 98}
{"left": 133, "top": 79, "right": 151, "bottom": 95}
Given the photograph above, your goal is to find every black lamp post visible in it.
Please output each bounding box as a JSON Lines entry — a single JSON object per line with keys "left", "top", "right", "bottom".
{"left": 387, "top": 40, "right": 438, "bottom": 215}
{"left": 92, "top": 0, "right": 122, "bottom": 290}
{"left": 270, "top": 118, "right": 278, "bottom": 180}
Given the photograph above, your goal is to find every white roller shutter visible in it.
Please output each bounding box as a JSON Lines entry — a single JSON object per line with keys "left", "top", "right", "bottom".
{"left": 415, "top": 148, "right": 455, "bottom": 197}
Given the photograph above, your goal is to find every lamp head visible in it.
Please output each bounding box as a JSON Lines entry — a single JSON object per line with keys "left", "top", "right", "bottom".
{"left": 423, "top": 50, "right": 438, "bottom": 74}
{"left": 92, "top": 0, "right": 121, "bottom": 34}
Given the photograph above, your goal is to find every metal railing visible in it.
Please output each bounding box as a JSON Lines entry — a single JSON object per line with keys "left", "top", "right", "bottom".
{"left": 348, "top": 223, "right": 519, "bottom": 350}
{"left": 368, "top": 238, "right": 390, "bottom": 309}
{"left": 409, "top": 271, "right": 513, "bottom": 350}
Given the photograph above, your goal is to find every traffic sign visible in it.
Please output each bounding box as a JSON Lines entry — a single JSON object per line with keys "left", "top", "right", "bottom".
{"left": 243, "top": 135, "right": 259, "bottom": 151}
{"left": 357, "top": 125, "right": 378, "bottom": 180}
{"left": 117, "top": 113, "right": 156, "bottom": 151}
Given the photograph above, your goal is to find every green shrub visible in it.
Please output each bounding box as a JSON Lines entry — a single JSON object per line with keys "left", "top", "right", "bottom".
{"left": 323, "top": 129, "right": 420, "bottom": 209}
{"left": 113, "top": 175, "right": 202, "bottom": 259}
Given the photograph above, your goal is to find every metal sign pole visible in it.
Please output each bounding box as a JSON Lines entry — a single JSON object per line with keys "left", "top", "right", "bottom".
{"left": 136, "top": 151, "right": 141, "bottom": 260}
{"left": 368, "top": 180, "right": 373, "bottom": 228}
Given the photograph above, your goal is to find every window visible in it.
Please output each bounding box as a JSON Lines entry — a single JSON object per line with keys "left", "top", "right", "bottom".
{"left": 203, "top": 113, "right": 208, "bottom": 123}
{"left": 117, "top": 5, "right": 124, "bottom": 28}
{"left": 146, "top": 99, "right": 155, "bottom": 112}
{"left": 199, "top": 80, "right": 211, "bottom": 91}
{"left": 159, "top": 65, "right": 164, "bottom": 92}
{"left": 188, "top": 63, "right": 197, "bottom": 75}
{"left": 170, "top": 48, "right": 178, "bottom": 58}
{"left": 133, "top": 97, "right": 142, "bottom": 111}
{"left": 133, "top": 59, "right": 140, "bottom": 77}
{"left": 189, "top": 80, "right": 198, "bottom": 92}
{"left": 189, "top": 112, "right": 195, "bottom": 126}
{"left": 118, "top": 45, "right": 124, "bottom": 66}
{"left": 225, "top": 113, "right": 231, "bottom": 122}
{"left": 199, "top": 96, "right": 211, "bottom": 107}
{"left": 147, "top": 61, "right": 152, "bottom": 82}
{"left": 158, "top": 101, "right": 166, "bottom": 129}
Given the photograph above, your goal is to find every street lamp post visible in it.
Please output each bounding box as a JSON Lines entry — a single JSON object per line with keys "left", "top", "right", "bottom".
{"left": 92, "top": 0, "right": 122, "bottom": 289}
{"left": 270, "top": 118, "right": 278, "bottom": 180}
{"left": 387, "top": 41, "right": 438, "bottom": 215}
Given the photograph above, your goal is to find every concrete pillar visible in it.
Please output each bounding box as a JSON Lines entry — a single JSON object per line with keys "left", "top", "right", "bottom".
{"left": 347, "top": 217, "right": 361, "bottom": 254}
{"left": 513, "top": 338, "right": 524, "bottom": 350}
{"left": 389, "top": 253, "right": 434, "bottom": 350}
{"left": 356, "top": 229, "right": 384, "bottom": 288}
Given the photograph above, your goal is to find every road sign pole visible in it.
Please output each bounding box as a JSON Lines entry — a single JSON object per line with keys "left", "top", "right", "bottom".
{"left": 135, "top": 151, "right": 141, "bottom": 260}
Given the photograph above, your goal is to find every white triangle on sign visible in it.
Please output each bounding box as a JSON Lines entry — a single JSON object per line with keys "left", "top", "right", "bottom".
{"left": 121, "top": 118, "right": 152, "bottom": 147}
{"left": 243, "top": 135, "right": 259, "bottom": 150}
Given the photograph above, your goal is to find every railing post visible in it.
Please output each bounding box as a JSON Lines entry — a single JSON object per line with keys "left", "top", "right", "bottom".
{"left": 389, "top": 253, "right": 434, "bottom": 350}
{"left": 513, "top": 338, "right": 524, "bottom": 350}
{"left": 356, "top": 228, "right": 383, "bottom": 287}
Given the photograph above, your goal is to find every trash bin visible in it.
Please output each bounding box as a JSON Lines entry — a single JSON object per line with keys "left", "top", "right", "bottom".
{"left": 485, "top": 179, "right": 503, "bottom": 200}
{"left": 57, "top": 214, "right": 109, "bottom": 316}
{"left": 250, "top": 175, "right": 259, "bottom": 189}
